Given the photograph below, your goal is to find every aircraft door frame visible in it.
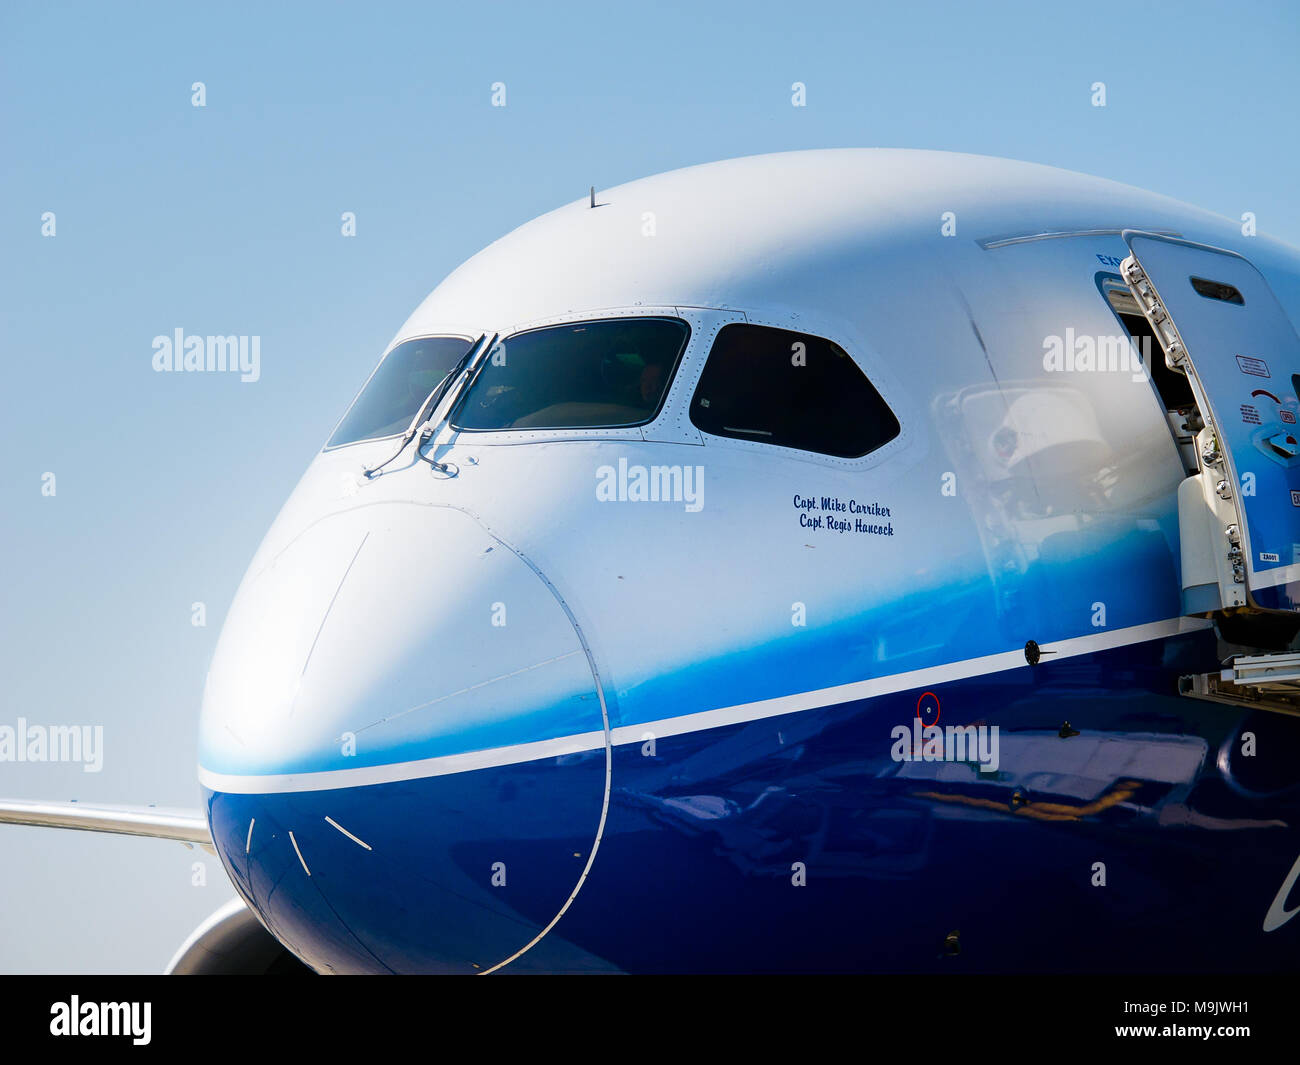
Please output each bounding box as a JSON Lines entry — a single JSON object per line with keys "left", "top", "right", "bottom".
{"left": 1122, "top": 231, "right": 1300, "bottom": 613}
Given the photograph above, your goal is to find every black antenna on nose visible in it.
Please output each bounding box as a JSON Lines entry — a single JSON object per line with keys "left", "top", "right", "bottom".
{"left": 590, "top": 185, "right": 596, "bottom": 208}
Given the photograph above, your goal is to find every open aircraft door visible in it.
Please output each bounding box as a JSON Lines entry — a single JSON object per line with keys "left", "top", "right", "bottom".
{"left": 1122, "top": 232, "right": 1300, "bottom": 618}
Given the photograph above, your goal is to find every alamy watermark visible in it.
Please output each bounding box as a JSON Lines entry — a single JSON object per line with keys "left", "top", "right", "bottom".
{"left": 50, "top": 997, "right": 150, "bottom": 1045}
{"left": 1043, "top": 328, "right": 1151, "bottom": 383}
{"left": 595, "top": 457, "right": 704, "bottom": 512}
{"left": 890, "top": 718, "right": 1000, "bottom": 773}
{"left": 152, "top": 328, "right": 260, "bottom": 382}
{"left": 0, "top": 719, "right": 103, "bottom": 772}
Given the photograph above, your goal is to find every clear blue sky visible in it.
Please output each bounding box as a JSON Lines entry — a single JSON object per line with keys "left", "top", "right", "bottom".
{"left": 1, "top": 0, "right": 1296, "bottom": 972}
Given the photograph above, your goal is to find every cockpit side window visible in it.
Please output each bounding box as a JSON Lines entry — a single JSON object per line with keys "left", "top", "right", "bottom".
{"left": 450, "top": 317, "right": 690, "bottom": 432}
{"left": 327, "top": 335, "right": 475, "bottom": 448}
{"left": 688, "top": 324, "right": 900, "bottom": 458}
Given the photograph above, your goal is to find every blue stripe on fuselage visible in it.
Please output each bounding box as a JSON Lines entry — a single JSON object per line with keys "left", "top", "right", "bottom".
{"left": 205, "top": 627, "right": 1300, "bottom": 973}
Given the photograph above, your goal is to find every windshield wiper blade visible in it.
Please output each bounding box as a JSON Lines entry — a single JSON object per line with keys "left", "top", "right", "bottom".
{"left": 363, "top": 333, "right": 487, "bottom": 480}
{"left": 434, "top": 332, "right": 498, "bottom": 433}
{"left": 419, "top": 332, "right": 499, "bottom": 473}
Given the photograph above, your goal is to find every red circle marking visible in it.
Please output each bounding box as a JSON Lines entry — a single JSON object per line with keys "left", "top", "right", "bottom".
{"left": 916, "top": 691, "right": 941, "bottom": 727}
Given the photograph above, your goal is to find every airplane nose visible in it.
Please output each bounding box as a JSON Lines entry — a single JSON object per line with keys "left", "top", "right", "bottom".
{"left": 199, "top": 503, "right": 612, "bottom": 973}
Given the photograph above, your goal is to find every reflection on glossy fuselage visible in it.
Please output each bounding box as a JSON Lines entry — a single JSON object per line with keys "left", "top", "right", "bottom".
{"left": 204, "top": 625, "right": 1300, "bottom": 973}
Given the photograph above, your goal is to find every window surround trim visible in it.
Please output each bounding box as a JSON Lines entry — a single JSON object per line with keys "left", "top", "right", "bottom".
{"left": 320, "top": 307, "right": 911, "bottom": 466}
{"left": 677, "top": 308, "right": 910, "bottom": 471}
{"left": 436, "top": 305, "right": 701, "bottom": 447}
{"left": 447, "top": 313, "right": 692, "bottom": 435}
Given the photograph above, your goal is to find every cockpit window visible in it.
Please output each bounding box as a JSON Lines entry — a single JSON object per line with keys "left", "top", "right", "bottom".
{"left": 689, "top": 324, "right": 900, "bottom": 458}
{"left": 327, "top": 335, "right": 475, "bottom": 448}
{"left": 450, "top": 317, "right": 690, "bottom": 431}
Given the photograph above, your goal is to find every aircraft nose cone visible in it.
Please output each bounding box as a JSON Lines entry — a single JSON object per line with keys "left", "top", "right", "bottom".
{"left": 199, "top": 503, "right": 612, "bottom": 973}
{"left": 200, "top": 503, "right": 604, "bottom": 777}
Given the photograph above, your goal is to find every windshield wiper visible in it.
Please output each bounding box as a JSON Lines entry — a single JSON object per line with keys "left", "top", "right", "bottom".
{"left": 363, "top": 333, "right": 487, "bottom": 480}
{"left": 418, "top": 332, "right": 499, "bottom": 473}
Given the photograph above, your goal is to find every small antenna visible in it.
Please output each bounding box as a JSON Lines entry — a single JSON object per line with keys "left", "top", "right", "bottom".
{"left": 590, "top": 185, "right": 596, "bottom": 208}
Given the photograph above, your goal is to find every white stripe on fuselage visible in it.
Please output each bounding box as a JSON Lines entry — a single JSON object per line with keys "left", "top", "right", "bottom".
{"left": 197, "top": 616, "right": 1210, "bottom": 795}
